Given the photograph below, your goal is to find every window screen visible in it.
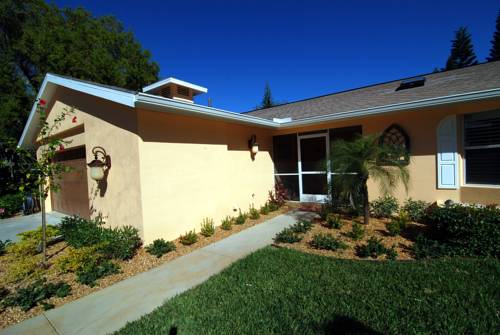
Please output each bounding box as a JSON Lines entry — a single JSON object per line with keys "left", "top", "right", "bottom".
{"left": 273, "top": 134, "right": 298, "bottom": 173}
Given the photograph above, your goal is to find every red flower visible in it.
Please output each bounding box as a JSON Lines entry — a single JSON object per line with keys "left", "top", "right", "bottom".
{"left": 72, "top": 116, "right": 77, "bottom": 123}
{"left": 39, "top": 99, "right": 46, "bottom": 107}
{"left": 59, "top": 144, "right": 65, "bottom": 151}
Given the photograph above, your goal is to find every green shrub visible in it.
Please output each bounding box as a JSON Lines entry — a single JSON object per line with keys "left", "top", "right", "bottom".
{"left": 412, "top": 234, "right": 450, "bottom": 260}
{"left": 386, "top": 245, "right": 398, "bottom": 260}
{"left": 145, "top": 239, "right": 176, "bottom": 258}
{"left": 386, "top": 220, "right": 401, "bottom": 236}
{"left": 310, "top": 234, "right": 347, "bottom": 251}
{"left": 76, "top": 259, "right": 119, "bottom": 287}
{"left": 0, "top": 240, "right": 12, "bottom": 256}
{"left": 356, "top": 237, "right": 388, "bottom": 258}
{"left": 370, "top": 195, "right": 399, "bottom": 218}
{"left": 2, "top": 278, "right": 71, "bottom": 311}
{"left": 179, "top": 230, "right": 198, "bottom": 245}
{"left": 402, "top": 198, "right": 429, "bottom": 222}
{"left": 220, "top": 216, "right": 233, "bottom": 230}
{"left": 200, "top": 218, "right": 215, "bottom": 237}
{"left": 290, "top": 220, "right": 313, "bottom": 233}
{"left": 273, "top": 228, "right": 303, "bottom": 243}
{"left": 0, "top": 193, "right": 24, "bottom": 218}
{"left": 267, "top": 201, "right": 279, "bottom": 212}
{"left": 7, "top": 225, "right": 60, "bottom": 256}
{"left": 325, "top": 213, "right": 342, "bottom": 229}
{"left": 259, "top": 204, "right": 270, "bottom": 215}
{"left": 249, "top": 206, "right": 260, "bottom": 220}
{"left": 56, "top": 246, "right": 101, "bottom": 273}
{"left": 60, "top": 216, "right": 141, "bottom": 260}
{"left": 425, "top": 204, "right": 500, "bottom": 258}
{"left": 319, "top": 203, "right": 333, "bottom": 220}
{"left": 235, "top": 210, "right": 247, "bottom": 225}
{"left": 347, "top": 222, "right": 365, "bottom": 240}
{"left": 386, "top": 211, "right": 410, "bottom": 236}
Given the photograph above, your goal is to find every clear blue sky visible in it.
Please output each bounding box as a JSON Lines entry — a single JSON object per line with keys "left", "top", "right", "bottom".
{"left": 53, "top": 0, "right": 499, "bottom": 112}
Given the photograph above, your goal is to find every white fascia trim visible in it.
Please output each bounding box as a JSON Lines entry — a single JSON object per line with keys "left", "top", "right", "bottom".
{"left": 136, "top": 93, "right": 276, "bottom": 128}
{"left": 18, "top": 73, "right": 136, "bottom": 147}
{"left": 142, "top": 77, "right": 208, "bottom": 94}
{"left": 280, "top": 88, "right": 500, "bottom": 128}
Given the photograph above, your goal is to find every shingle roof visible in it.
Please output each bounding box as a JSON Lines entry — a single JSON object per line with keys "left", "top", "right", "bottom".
{"left": 245, "top": 61, "right": 500, "bottom": 121}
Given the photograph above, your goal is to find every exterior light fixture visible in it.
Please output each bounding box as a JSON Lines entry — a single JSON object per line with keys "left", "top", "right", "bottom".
{"left": 248, "top": 135, "right": 259, "bottom": 156}
{"left": 87, "top": 146, "right": 109, "bottom": 181}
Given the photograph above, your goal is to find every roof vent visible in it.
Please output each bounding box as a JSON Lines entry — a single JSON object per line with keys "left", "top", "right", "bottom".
{"left": 142, "top": 77, "right": 207, "bottom": 103}
{"left": 396, "top": 76, "right": 426, "bottom": 91}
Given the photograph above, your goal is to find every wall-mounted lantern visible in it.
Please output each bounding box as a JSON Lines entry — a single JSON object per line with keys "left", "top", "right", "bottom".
{"left": 87, "top": 146, "right": 110, "bottom": 181}
{"left": 248, "top": 135, "right": 259, "bottom": 158}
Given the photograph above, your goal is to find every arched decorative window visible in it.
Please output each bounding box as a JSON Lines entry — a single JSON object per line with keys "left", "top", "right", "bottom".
{"left": 380, "top": 124, "right": 410, "bottom": 165}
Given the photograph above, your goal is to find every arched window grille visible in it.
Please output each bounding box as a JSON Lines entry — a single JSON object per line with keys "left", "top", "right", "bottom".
{"left": 380, "top": 124, "right": 410, "bottom": 165}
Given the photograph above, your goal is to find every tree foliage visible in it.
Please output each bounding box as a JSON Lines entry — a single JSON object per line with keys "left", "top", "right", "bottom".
{"left": 260, "top": 82, "right": 275, "bottom": 109}
{"left": 330, "top": 134, "right": 409, "bottom": 225}
{"left": 444, "top": 27, "right": 478, "bottom": 70}
{"left": 487, "top": 10, "right": 500, "bottom": 62}
{"left": 0, "top": 0, "right": 159, "bottom": 143}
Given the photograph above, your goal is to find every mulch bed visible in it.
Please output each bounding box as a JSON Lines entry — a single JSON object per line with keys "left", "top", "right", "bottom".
{"left": 274, "top": 213, "right": 426, "bottom": 261}
{"left": 0, "top": 204, "right": 295, "bottom": 329}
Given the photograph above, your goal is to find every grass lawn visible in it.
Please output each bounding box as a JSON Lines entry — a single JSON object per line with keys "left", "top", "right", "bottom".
{"left": 115, "top": 247, "right": 499, "bottom": 335}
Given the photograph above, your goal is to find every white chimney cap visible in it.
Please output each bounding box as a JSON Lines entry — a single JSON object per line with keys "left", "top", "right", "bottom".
{"left": 142, "top": 77, "right": 208, "bottom": 95}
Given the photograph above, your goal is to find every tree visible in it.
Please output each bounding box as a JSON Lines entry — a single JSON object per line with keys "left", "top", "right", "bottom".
{"left": 444, "top": 27, "right": 478, "bottom": 70}
{"left": 487, "top": 10, "right": 500, "bottom": 62}
{"left": 260, "top": 82, "right": 275, "bottom": 109}
{"left": 16, "top": 99, "right": 73, "bottom": 264}
{"left": 0, "top": 0, "right": 159, "bottom": 143}
{"left": 330, "top": 134, "right": 409, "bottom": 225}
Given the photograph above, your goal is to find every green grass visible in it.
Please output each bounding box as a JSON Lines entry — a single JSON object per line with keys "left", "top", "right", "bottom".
{"left": 115, "top": 247, "right": 500, "bottom": 335}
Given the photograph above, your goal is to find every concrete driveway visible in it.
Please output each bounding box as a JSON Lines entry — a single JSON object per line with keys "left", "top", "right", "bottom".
{"left": 0, "top": 212, "right": 66, "bottom": 242}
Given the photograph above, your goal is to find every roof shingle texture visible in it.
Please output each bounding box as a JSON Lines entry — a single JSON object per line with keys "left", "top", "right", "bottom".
{"left": 245, "top": 61, "right": 500, "bottom": 121}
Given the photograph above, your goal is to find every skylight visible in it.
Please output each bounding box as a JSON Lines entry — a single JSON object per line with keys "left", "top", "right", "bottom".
{"left": 396, "top": 76, "right": 426, "bottom": 91}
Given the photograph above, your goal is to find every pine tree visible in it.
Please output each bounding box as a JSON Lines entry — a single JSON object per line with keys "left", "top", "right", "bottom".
{"left": 445, "top": 27, "right": 478, "bottom": 70}
{"left": 487, "top": 10, "right": 500, "bottom": 62}
{"left": 260, "top": 82, "right": 275, "bottom": 109}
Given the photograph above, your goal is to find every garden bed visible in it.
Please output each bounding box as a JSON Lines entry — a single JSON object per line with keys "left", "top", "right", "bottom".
{"left": 0, "top": 203, "right": 294, "bottom": 329}
{"left": 274, "top": 213, "right": 427, "bottom": 260}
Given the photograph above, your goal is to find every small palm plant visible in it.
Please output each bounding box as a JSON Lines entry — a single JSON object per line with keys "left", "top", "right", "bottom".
{"left": 330, "top": 134, "right": 409, "bottom": 225}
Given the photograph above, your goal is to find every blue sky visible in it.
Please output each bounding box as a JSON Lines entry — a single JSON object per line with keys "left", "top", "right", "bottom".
{"left": 53, "top": 0, "right": 499, "bottom": 112}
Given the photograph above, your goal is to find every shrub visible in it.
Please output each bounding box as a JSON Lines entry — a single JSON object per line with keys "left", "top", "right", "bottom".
{"left": 412, "top": 234, "right": 450, "bottom": 259}
{"left": 319, "top": 203, "right": 333, "bottom": 220}
{"left": 75, "top": 259, "right": 119, "bottom": 287}
{"left": 386, "top": 220, "right": 401, "bottom": 236}
{"left": 200, "top": 218, "right": 215, "bottom": 237}
{"left": 346, "top": 222, "right": 365, "bottom": 240}
{"left": 5, "top": 256, "right": 43, "bottom": 283}
{"left": 179, "top": 230, "right": 198, "bottom": 245}
{"left": 259, "top": 204, "right": 270, "bottom": 215}
{"left": 356, "top": 237, "right": 388, "bottom": 258}
{"left": 7, "top": 225, "right": 60, "bottom": 256}
{"left": 56, "top": 246, "right": 101, "bottom": 273}
{"left": 273, "top": 228, "right": 302, "bottom": 243}
{"left": 290, "top": 220, "right": 313, "bottom": 233}
{"left": 0, "top": 240, "right": 12, "bottom": 256}
{"left": 59, "top": 216, "right": 104, "bottom": 248}
{"left": 370, "top": 195, "right": 399, "bottom": 218}
{"left": 145, "top": 239, "right": 176, "bottom": 258}
{"left": 386, "top": 211, "right": 410, "bottom": 236}
{"left": 2, "top": 278, "right": 71, "bottom": 311}
{"left": 99, "top": 225, "right": 142, "bottom": 260}
{"left": 425, "top": 204, "right": 500, "bottom": 258}
{"left": 402, "top": 198, "right": 429, "bottom": 222}
{"left": 268, "top": 181, "right": 287, "bottom": 209}
{"left": 235, "top": 210, "right": 247, "bottom": 225}
{"left": 249, "top": 206, "right": 260, "bottom": 220}
{"left": 386, "top": 245, "right": 398, "bottom": 260}
{"left": 310, "top": 234, "right": 347, "bottom": 251}
{"left": 0, "top": 193, "right": 24, "bottom": 218}
{"left": 325, "top": 213, "right": 343, "bottom": 229}
{"left": 220, "top": 216, "right": 233, "bottom": 230}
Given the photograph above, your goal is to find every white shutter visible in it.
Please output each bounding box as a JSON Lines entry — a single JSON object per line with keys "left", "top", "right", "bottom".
{"left": 437, "top": 115, "right": 459, "bottom": 189}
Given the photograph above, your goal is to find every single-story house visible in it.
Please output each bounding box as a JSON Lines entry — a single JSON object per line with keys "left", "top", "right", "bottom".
{"left": 19, "top": 61, "right": 500, "bottom": 243}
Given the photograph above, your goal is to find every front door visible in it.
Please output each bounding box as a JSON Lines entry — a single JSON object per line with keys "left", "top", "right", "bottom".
{"left": 298, "top": 133, "right": 329, "bottom": 202}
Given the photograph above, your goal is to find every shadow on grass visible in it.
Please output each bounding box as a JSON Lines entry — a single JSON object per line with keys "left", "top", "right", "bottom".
{"left": 314, "top": 315, "right": 383, "bottom": 335}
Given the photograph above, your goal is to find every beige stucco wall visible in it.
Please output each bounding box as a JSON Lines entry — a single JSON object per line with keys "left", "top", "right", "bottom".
{"left": 136, "top": 109, "right": 275, "bottom": 243}
{"left": 272, "top": 98, "right": 500, "bottom": 205}
{"left": 42, "top": 87, "right": 145, "bottom": 236}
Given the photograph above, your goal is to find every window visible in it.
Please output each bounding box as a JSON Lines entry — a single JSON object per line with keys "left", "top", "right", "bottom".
{"left": 273, "top": 134, "right": 299, "bottom": 200}
{"left": 464, "top": 110, "right": 500, "bottom": 185}
{"left": 379, "top": 124, "right": 410, "bottom": 165}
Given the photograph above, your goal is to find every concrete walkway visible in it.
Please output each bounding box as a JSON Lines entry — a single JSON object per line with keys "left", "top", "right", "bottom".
{"left": 0, "top": 212, "right": 66, "bottom": 242}
{"left": 1, "top": 210, "right": 315, "bottom": 335}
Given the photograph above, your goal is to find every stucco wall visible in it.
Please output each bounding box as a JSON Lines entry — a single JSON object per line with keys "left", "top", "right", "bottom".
{"left": 137, "top": 109, "right": 275, "bottom": 243}
{"left": 272, "top": 98, "right": 500, "bottom": 205}
{"left": 43, "top": 87, "right": 145, "bottom": 236}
